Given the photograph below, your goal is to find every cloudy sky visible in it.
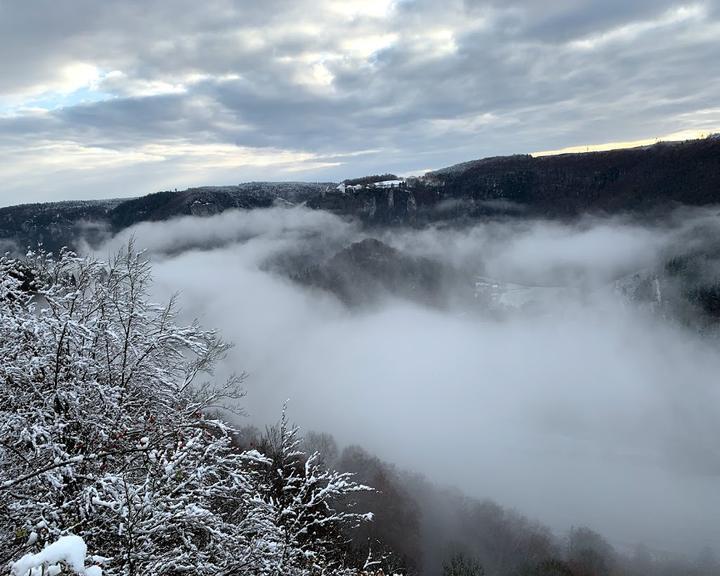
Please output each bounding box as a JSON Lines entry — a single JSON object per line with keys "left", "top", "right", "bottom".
{"left": 2, "top": 0, "right": 720, "bottom": 205}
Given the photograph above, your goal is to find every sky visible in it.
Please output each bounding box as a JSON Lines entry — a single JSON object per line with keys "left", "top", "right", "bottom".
{"left": 2, "top": 0, "right": 720, "bottom": 205}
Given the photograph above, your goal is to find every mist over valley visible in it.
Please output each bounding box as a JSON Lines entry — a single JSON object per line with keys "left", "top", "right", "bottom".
{"left": 3, "top": 2, "right": 720, "bottom": 573}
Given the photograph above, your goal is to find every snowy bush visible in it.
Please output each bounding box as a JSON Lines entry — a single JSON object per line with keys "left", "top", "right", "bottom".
{"left": 1, "top": 246, "right": 376, "bottom": 575}
{"left": 249, "top": 409, "right": 374, "bottom": 574}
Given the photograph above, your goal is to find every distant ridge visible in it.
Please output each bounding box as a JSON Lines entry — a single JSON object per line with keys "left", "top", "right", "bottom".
{"left": 2, "top": 136, "right": 719, "bottom": 251}
{"left": 308, "top": 136, "right": 720, "bottom": 223}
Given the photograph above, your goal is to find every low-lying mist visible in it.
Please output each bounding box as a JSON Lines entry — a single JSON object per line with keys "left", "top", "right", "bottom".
{"left": 94, "top": 206, "right": 720, "bottom": 560}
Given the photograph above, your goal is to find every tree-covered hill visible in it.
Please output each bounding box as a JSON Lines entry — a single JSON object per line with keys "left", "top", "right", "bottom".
{"left": 3, "top": 137, "right": 720, "bottom": 253}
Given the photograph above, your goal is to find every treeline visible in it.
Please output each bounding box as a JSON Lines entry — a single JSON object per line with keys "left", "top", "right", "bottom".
{"left": 432, "top": 137, "right": 720, "bottom": 218}
{"left": 236, "top": 424, "right": 720, "bottom": 576}
{"left": 343, "top": 174, "right": 400, "bottom": 186}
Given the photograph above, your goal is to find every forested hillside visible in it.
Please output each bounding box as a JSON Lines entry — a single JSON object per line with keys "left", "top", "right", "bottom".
{"left": 309, "top": 136, "right": 720, "bottom": 224}
{"left": 2, "top": 137, "right": 720, "bottom": 253}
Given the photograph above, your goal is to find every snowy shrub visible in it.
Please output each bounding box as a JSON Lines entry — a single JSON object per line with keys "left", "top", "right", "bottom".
{"left": 249, "top": 409, "right": 374, "bottom": 574}
{"left": 1, "top": 246, "right": 376, "bottom": 575}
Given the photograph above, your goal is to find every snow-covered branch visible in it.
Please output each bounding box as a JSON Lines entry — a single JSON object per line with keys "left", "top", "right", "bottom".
{"left": 1, "top": 246, "right": 384, "bottom": 576}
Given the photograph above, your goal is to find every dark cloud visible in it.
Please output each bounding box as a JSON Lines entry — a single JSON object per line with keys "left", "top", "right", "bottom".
{"left": 488, "top": 0, "right": 687, "bottom": 41}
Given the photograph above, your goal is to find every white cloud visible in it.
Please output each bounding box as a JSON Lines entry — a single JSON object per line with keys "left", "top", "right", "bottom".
{"left": 568, "top": 3, "right": 706, "bottom": 51}
{"left": 326, "top": 0, "right": 397, "bottom": 20}
{"left": 0, "top": 62, "right": 105, "bottom": 112}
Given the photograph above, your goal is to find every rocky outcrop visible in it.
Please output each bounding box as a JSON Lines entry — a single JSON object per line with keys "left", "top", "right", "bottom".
{"left": 292, "top": 238, "right": 469, "bottom": 306}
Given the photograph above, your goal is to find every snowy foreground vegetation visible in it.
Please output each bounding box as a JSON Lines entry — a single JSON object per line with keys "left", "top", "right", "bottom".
{"left": 0, "top": 247, "right": 389, "bottom": 575}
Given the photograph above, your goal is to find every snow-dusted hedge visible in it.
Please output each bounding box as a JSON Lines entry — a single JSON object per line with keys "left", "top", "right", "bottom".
{"left": 1, "top": 246, "right": 374, "bottom": 576}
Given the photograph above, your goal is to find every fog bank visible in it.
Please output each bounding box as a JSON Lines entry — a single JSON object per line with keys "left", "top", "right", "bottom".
{"left": 96, "top": 206, "right": 720, "bottom": 556}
